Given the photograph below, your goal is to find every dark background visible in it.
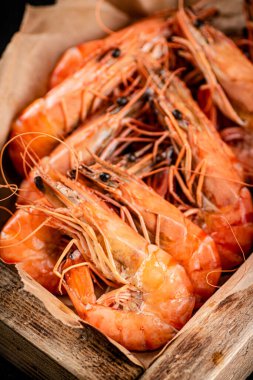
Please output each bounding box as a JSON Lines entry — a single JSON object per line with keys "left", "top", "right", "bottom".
{"left": 0, "top": 0, "right": 55, "bottom": 56}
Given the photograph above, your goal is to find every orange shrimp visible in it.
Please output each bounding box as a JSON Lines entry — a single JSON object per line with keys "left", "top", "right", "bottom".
{"left": 50, "top": 17, "right": 172, "bottom": 88}
{"left": 76, "top": 157, "right": 220, "bottom": 305}
{"left": 1, "top": 95, "right": 141, "bottom": 290}
{"left": 0, "top": 208, "right": 61, "bottom": 293}
{"left": 0, "top": 92, "right": 142, "bottom": 292}
{"left": 49, "top": 39, "right": 104, "bottom": 89}
{"left": 9, "top": 17, "right": 169, "bottom": 176}
{"left": 144, "top": 65, "right": 253, "bottom": 269}
{"left": 61, "top": 251, "right": 181, "bottom": 351}
{"left": 17, "top": 87, "right": 145, "bottom": 202}
{"left": 19, "top": 167, "right": 194, "bottom": 351}
{"left": 175, "top": 7, "right": 253, "bottom": 126}
{"left": 175, "top": 7, "right": 253, "bottom": 181}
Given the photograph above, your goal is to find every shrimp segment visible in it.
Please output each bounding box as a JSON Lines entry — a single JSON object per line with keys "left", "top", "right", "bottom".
{"left": 174, "top": 8, "right": 253, "bottom": 183}
{"left": 0, "top": 209, "right": 61, "bottom": 293}
{"left": 77, "top": 158, "right": 221, "bottom": 304}
{"left": 175, "top": 8, "right": 253, "bottom": 125}
{"left": 61, "top": 251, "right": 183, "bottom": 351}
{"left": 20, "top": 167, "right": 194, "bottom": 351}
{"left": 50, "top": 39, "right": 104, "bottom": 88}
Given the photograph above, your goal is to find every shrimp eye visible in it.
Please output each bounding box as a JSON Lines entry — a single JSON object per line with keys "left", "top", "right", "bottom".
{"left": 128, "top": 153, "right": 136, "bottom": 162}
{"left": 143, "top": 88, "right": 153, "bottom": 102}
{"left": 68, "top": 169, "right": 77, "bottom": 180}
{"left": 117, "top": 97, "right": 128, "bottom": 106}
{"left": 111, "top": 48, "right": 121, "bottom": 58}
{"left": 194, "top": 18, "right": 204, "bottom": 28}
{"left": 34, "top": 176, "right": 45, "bottom": 192}
{"left": 69, "top": 250, "right": 79, "bottom": 260}
{"left": 155, "top": 151, "right": 167, "bottom": 164}
{"left": 172, "top": 109, "right": 183, "bottom": 120}
{"left": 99, "top": 172, "right": 111, "bottom": 182}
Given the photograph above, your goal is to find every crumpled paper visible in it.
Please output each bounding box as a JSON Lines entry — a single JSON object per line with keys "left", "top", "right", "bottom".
{"left": 0, "top": 0, "right": 245, "bottom": 368}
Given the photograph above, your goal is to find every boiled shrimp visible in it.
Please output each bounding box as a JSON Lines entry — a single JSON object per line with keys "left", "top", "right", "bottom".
{"left": 50, "top": 16, "right": 172, "bottom": 88}
{"left": 175, "top": 7, "right": 253, "bottom": 181}
{"left": 175, "top": 7, "right": 253, "bottom": 126}
{"left": 0, "top": 92, "right": 144, "bottom": 289}
{"left": 143, "top": 64, "right": 253, "bottom": 269}
{"left": 19, "top": 167, "right": 195, "bottom": 351}
{"left": 0, "top": 208, "right": 61, "bottom": 293}
{"left": 76, "top": 156, "right": 221, "bottom": 305}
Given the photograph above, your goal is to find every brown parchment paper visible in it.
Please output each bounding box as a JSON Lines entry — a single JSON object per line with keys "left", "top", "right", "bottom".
{"left": 0, "top": 0, "right": 246, "bottom": 369}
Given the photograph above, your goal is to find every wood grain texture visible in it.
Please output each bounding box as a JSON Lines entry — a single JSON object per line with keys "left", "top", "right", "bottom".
{"left": 142, "top": 254, "right": 253, "bottom": 380}
{"left": 0, "top": 261, "right": 143, "bottom": 380}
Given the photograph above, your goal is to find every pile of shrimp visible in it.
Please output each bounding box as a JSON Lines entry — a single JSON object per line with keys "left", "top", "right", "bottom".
{"left": 1, "top": 1, "right": 253, "bottom": 351}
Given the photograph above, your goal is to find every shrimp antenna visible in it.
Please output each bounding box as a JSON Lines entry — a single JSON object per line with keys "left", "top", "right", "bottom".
{"left": 95, "top": 0, "right": 116, "bottom": 35}
{"left": 0, "top": 184, "right": 19, "bottom": 202}
{"left": 0, "top": 132, "right": 80, "bottom": 195}
{"left": 206, "top": 214, "right": 248, "bottom": 290}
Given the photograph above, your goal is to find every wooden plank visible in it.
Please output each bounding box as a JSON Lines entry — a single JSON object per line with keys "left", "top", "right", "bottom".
{"left": 142, "top": 254, "right": 253, "bottom": 380}
{"left": 0, "top": 261, "right": 143, "bottom": 380}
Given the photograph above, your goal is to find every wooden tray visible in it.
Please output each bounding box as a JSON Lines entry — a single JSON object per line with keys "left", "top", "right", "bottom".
{"left": 1, "top": 252, "right": 252, "bottom": 380}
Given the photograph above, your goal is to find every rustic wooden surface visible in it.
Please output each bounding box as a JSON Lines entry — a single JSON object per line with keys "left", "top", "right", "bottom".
{"left": 0, "top": 261, "right": 143, "bottom": 380}
{"left": 141, "top": 254, "right": 253, "bottom": 380}
{"left": 1, "top": 257, "right": 253, "bottom": 380}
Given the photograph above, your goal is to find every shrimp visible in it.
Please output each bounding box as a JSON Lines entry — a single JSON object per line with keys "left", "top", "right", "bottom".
{"left": 49, "top": 39, "right": 104, "bottom": 89}
{"left": 0, "top": 208, "right": 61, "bottom": 293}
{"left": 17, "top": 85, "right": 146, "bottom": 203}
{"left": 19, "top": 166, "right": 194, "bottom": 351}
{"left": 76, "top": 156, "right": 221, "bottom": 305}
{"left": 175, "top": 7, "right": 253, "bottom": 181}
{"left": 0, "top": 93, "right": 143, "bottom": 289}
{"left": 143, "top": 64, "right": 253, "bottom": 269}
{"left": 9, "top": 17, "right": 169, "bottom": 175}
{"left": 175, "top": 7, "right": 253, "bottom": 127}
{"left": 61, "top": 251, "right": 180, "bottom": 351}
{"left": 50, "top": 17, "right": 172, "bottom": 88}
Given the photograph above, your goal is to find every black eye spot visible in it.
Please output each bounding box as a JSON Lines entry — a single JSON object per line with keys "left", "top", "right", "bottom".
{"left": 116, "top": 97, "right": 128, "bottom": 106}
{"left": 194, "top": 18, "right": 204, "bottom": 28}
{"left": 172, "top": 109, "right": 183, "bottom": 120}
{"left": 68, "top": 169, "right": 77, "bottom": 180}
{"left": 142, "top": 88, "right": 153, "bottom": 102}
{"left": 34, "top": 176, "right": 45, "bottom": 192}
{"left": 111, "top": 48, "right": 121, "bottom": 58}
{"left": 128, "top": 153, "right": 136, "bottom": 162}
{"left": 69, "top": 250, "right": 80, "bottom": 260}
{"left": 99, "top": 172, "right": 111, "bottom": 182}
{"left": 154, "top": 151, "right": 167, "bottom": 164}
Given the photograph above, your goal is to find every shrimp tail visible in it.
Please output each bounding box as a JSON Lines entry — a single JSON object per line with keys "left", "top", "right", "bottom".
{"left": 62, "top": 251, "right": 178, "bottom": 351}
